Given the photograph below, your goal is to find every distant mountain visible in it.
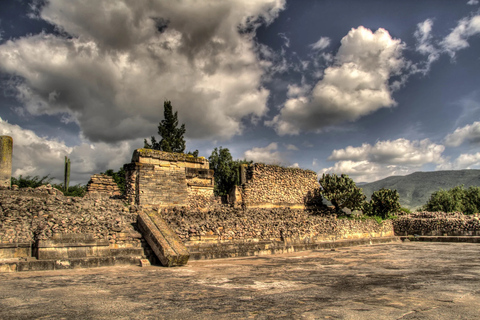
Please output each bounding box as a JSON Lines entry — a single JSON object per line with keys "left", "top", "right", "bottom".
{"left": 359, "top": 170, "right": 480, "bottom": 210}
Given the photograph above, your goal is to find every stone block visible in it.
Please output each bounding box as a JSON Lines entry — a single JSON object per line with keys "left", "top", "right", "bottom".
{"left": 137, "top": 210, "right": 189, "bottom": 267}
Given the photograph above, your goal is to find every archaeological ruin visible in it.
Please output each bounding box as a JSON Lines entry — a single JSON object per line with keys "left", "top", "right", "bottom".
{"left": 2, "top": 142, "right": 480, "bottom": 272}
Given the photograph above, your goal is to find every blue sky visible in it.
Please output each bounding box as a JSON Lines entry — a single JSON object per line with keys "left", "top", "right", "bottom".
{"left": 1, "top": 0, "right": 480, "bottom": 184}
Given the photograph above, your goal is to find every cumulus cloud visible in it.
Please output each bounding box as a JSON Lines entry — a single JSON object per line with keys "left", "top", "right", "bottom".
{"left": 310, "top": 36, "right": 330, "bottom": 51}
{"left": 0, "top": 118, "right": 136, "bottom": 184}
{"left": 243, "top": 142, "right": 283, "bottom": 164}
{"left": 267, "top": 26, "right": 406, "bottom": 135}
{"left": 322, "top": 138, "right": 446, "bottom": 182}
{"left": 0, "top": 0, "right": 286, "bottom": 143}
{"left": 437, "top": 152, "right": 480, "bottom": 170}
{"left": 444, "top": 121, "right": 480, "bottom": 147}
{"left": 467, "top": 0, "right": 479, "bottom": 5}
{"left": 441, "top": 14, "right": 480, "bottom": 56}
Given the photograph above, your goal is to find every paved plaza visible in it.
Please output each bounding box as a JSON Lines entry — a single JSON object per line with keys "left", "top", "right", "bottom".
{"left": 1, "top": 241, "right": 480, "bottom": 319}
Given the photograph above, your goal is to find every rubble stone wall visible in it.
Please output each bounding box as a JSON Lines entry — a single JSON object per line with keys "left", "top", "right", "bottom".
{"left": 238, "top": 164, "right": 320, "bottom": 209}
{"left": 124, "top": 149, "right": 214, "bottom": 208}
{"left": 161, "top": 207, "right": 394, "bottom": 242}
{"left": 393, "top": 212, "right": 480, "bottom": 236}
{"left": 0, "top": 188, "right": 140, "bottom": 245}
{"left": 86, "top": 174, "right": 121, "bottom": 197}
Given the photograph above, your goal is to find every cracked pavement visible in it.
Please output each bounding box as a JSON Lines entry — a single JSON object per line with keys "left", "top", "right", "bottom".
{"left": 1, "top": 241, "right": 480, "bottom": 319}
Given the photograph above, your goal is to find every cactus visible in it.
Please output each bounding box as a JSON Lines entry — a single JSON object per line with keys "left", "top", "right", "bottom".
{"left": 370, "top": 188, "right": 400, "bottom": 218}
{"left": 319, "top": 173, "right": 366, "bottom": 212}
{"left": 64, "top": 156, "right": 71, "bottom": 192}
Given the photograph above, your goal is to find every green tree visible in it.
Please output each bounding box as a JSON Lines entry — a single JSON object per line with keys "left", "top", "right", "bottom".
{"left": 464, "top": 186, "right": 480, "bottom": 214}
{"left": 369, "top": 188, "right": 401, "bottom": 219}
{"left": 144, "top": 100, "right": 186, "bottom": 153}
{"left": 208, "top": 147, "right": 251, "bottom": 196}
{"left": 424, "top": 186, "right": 465, "bottom": 213}
{"left": 209, "top": 147, "right": 237, "bottom": 196}
{"left": 319, "top": 173, "right": 366, "bottom": 212}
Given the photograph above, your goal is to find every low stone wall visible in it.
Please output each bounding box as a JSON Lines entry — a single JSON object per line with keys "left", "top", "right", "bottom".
{"left": 86, "top": 174, "right": 121, "bottom": 197}
{"left": 237, "top": 164, "right": 320, "bottom": 209}
{"left": 393, "top": 212, "right": 480, "bottom": 236}
{"left": 161, "top": 207, "right": 394, "bottom": 242}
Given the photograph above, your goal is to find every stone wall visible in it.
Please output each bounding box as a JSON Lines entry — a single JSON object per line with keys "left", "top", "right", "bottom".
{"left": 124, "top": 149, "right": 214, "bottom": 209}
{"left": 0, "top": 188, "right": 140, "bottom": 245}
{"left": 393, "top": 212, "right": 480, "bottom": 236}
{"left": 234, "top": 164, "right": 320, "bottom": 209}
{"left": 161, "top": 207, "right": 394, "bottom": 242}
{"left": 86, "top": 174, "right": 121, "bottom": 197}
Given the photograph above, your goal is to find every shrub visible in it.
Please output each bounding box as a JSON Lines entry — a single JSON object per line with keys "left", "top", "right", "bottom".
{"left": 424, "top": 186, "right": 465, "bottom": 213}
{"left": 53, "top": 184, "right": 87, "bottom": 197}
{"left": 11, "top": 175, "right": 53, "bottom": 188}
{"left": 319, "top": 173, "right": 366, "bottom": 212}
{"left": 369, "top": 188, "right": 401, "bottom": 219}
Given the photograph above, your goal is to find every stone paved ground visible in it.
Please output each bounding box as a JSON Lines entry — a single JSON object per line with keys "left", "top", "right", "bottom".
{"left": 1, "top": 242, "right": 480, "bottom": 319}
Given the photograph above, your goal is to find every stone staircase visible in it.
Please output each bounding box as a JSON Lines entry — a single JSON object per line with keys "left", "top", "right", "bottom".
{"left": 137, "top": 210, "right": 189, "bottom": 267}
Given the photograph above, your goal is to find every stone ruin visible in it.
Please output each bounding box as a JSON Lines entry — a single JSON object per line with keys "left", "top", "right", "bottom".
{"left": 0, "top": 136, "right": 12, "bottom": 189}
{"left": 86, "top": 174, "right": 121, "bottom": 197}
{"left": 0, "top": 143, "right": 400, "bottom": 272}
{"left": 123, "top": 149, "right": 215, "bottom": 208}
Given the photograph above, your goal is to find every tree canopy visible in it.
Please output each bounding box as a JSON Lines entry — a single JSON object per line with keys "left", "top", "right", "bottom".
{"left": 144, "top": 100, "right": 186, "bottom": 153}
{"left": 209, "top": 147, "right": 251, "bottom": 196}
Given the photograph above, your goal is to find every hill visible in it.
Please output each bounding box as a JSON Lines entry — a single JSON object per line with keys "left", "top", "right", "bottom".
{"left": 360, "top": 170, "right": 480, "bottom": 210}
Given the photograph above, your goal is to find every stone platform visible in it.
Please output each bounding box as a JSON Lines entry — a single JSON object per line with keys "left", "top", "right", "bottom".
{"left": 1, "top": 242, "right": 479, "bottom": 319}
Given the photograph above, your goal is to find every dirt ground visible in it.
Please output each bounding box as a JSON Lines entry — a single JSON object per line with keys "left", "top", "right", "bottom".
{"left": 1, "top": 241, "right": 480, "bottom": 319}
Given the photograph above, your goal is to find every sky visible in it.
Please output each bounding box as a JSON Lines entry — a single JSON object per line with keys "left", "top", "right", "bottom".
{"left": 1, "top": 0, "right": 480, "bottom": 185}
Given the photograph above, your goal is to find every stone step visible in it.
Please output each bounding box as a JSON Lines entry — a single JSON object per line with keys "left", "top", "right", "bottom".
{"left": 137, "top": 210, "right": 189, "bottom": 267}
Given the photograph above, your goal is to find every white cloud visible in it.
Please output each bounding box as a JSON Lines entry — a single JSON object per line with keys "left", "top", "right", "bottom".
{"left": 437, "top": 152, "right": 480, "bottom": 170}
{"left": 413, "top": 19, "right": 440, "bottom": 73}
{"left": 441, "top": 14, "right": 480, "bottom": 56}
{"left": 310, "top": 36, "right": 330, "bottom": 50}
{"left": 0, "top": 118, "right": 135, "bottom": 184}
{"left": 467, "top": 0, "right": 479, "bottom": 5}
{"left": 243, "top": 142, "right": 283, "bottom": 164}
{"left": 328, "top": 138, "right": 445, "bottom": 165}
{"left": 0, "top": 0, "right": 286, "bottom": 143}
{"left": 267, "top": 26, "right": 406, "bottom": 135}
{"left": 322, "top": 138, "right": 446, "bottom": 182}
{"left": 444, "top": 121, "right": 480, "bottom": 147}
{"left": 285, "top": 143, "right": 299, "bottom": 151}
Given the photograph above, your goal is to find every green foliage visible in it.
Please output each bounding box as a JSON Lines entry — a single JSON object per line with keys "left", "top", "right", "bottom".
{"left": 399, "top": 207, "right": 411, "bottom": 214}
{"left": 369, "top": 188, "right": 401, "bottom": 219}
{"left": 144, "top": 100, "right": 186, "bottom": 153}
{"left": 53, "top": 184, "right": 86, "bottom": 197}
{"left": 187, "top": 150, "right": 199, "bottom": 157}
{"left": 424, "top": 185, "right": 480, "bottom": 214}
{"left": 319, "top": 173, "right": 366, "bottom": 212}
{"left": 424, "top": 186, "right": 465, "bottom": 213}
{"left": 208, "top": 147, "right": 251, "bottom": 196}
{"left": 11, "top": 175, "right": 53, "bottom": 188}
{"left": 101, "top": 167, "right": 126, "bottom": 194}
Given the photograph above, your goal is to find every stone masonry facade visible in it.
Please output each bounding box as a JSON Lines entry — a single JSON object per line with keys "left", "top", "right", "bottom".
{"left": 124, "top": 149, "right": 214, "bottom": 208}
{"left": 232, "top": 163, "right": 320, "bottom": 209}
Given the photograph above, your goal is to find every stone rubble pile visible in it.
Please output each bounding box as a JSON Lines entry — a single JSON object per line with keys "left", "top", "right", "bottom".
{"left": 86, "top": 174, "right": 121, "bottom": 197}
{"left": 160, "top": 206, "right": 392, "bottom": 242}
{"left": 0, "top": 188, "right": 139, "bottom": 244}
